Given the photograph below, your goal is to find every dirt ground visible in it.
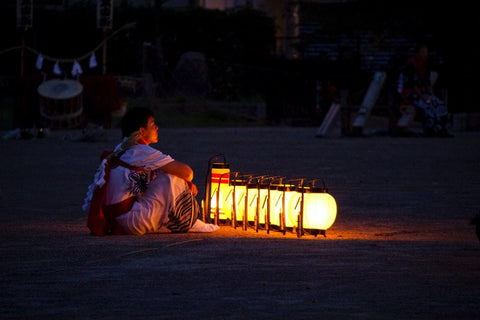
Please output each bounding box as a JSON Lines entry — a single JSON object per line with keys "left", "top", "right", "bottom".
{"left": 1, "top": 123, "right": 479, "bottom": 320}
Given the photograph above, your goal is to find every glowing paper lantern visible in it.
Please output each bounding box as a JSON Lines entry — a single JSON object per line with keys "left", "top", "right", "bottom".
{"left": 222, "top": 178, "right": 247, "bottom": 226}
{"left": 257, "top": 182, "right": 270, "bottom": 225}
{"left": 261, "top": 182, "right": 278, "bottom": 233}
{"left": 270, "top": 183, "right": 296, "bottom": 230}
{"left": 246, "top": 181, "right": 259, "bottom": 224}
{"left": 204, "top": 153, "right": 338, "bottom": 238}
{"left": 208, "top": 162, "right": 230, "bottom": 223}
{"left": 289, "top": 186, "right": 337, "bottom": 234}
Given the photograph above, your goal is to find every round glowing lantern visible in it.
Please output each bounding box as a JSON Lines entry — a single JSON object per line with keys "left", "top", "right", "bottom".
{"left": 289, "top": 186, "right": 337, "bottom": 232}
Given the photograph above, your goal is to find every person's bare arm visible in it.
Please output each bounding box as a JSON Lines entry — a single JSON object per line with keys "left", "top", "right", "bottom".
{"left": 159, "top": 160, "right": 198, "bottom": 195}
{"left": 160, "top": 160, "right": 193, "bottom": 181}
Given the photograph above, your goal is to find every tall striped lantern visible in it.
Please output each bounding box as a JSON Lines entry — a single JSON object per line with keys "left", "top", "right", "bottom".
{"left": 205, "top": 155, "right": 230, "bottom": 225}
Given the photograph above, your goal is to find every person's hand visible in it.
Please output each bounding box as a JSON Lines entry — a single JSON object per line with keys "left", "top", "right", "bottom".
{"left": 187, "top": 181, "right": 198, "bottom": 196}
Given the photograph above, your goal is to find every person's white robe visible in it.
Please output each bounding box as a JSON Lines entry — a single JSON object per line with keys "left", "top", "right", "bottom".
{"left": 83, "top": 142, "right": 218, "bottom": 234}
{"left": 84, "top": 143, "right": 189, "bottom": 235}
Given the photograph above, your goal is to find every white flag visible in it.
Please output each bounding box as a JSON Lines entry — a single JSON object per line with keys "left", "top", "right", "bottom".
{"left": 71, "top": 60, "right": 83, "bottom": 76}
{"left": 35, "top": 54, "right": 44, "bottom": 70}
{"left": 89, "top": 52, "right": 98, "bottom": 68}
{"left": 53, "top": 61, "right": 62, "bottom": 75}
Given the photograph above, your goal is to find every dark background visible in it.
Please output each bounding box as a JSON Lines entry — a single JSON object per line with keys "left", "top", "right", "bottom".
{"left": 1, "top": 0, "right": 478, "bottom": 126}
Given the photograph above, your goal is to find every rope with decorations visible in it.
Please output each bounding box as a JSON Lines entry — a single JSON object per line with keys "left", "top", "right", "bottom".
{"left": 0, "top": 22, "right": 136, "bottom": 63}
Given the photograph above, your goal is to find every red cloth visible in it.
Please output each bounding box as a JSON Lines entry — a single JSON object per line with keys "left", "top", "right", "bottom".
{"left": 79, "top": 74, "right": 121, "bottom": 115}
{"left": 87, "top": 151, "right": 144, "bottom": 236}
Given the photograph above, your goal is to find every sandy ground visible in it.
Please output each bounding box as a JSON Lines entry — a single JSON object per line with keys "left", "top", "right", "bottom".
{"left": 1, "top": 122, "right": 479, "bottom": 320}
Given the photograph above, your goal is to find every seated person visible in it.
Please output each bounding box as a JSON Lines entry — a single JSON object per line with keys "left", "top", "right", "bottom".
{"left": 83, "top": 106, "right": 218, "bottom": 235}
{"left": 397, "top": 42, "right": 452, "bottom": 137}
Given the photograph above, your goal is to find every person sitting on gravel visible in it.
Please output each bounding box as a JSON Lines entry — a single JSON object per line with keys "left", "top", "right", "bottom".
{"left": 82, "top": 106, "right": 219, "bottom": 235}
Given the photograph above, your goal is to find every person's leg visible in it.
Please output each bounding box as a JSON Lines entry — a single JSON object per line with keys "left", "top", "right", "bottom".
{"left": 165, "top": 175, "right": 219, "bottom": 233}
{"left": 164, "top": 186, "right": 199, "bottom": 233}
{"left": 116, "top": 173, "right": 172, "bottom": 235}
{"left": 116, "top": 172, "right": 219, "bottom": 234}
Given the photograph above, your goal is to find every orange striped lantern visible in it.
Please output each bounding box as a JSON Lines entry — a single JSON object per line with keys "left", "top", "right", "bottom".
{"left": 209, "top": 162, "right": 230, "bottom": 224}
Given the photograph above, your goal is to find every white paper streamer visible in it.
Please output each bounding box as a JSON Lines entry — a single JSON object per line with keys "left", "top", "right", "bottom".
{"left": 71, "top": 60, "right": 83, "bottom": 76}
{"left": 82, "top": 159, "right": 107, "bottom": 212}
{"left": 35, "top": 55, "right": 44, "bottom": 70}
{"left": 53, "top": 61, "right": 62, "bottom": 75}
{"left": 89, "top": 52, "right": 98, "bottom": 68}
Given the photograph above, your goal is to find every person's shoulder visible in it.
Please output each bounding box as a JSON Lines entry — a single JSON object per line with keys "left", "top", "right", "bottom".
{"left": 127, "top": 143, "right": 161, "bottom": 154}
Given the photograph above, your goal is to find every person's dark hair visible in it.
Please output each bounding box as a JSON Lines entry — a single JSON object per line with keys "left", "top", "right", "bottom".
{"left": 121, "top": 107, "right": 155, "bottom": 138}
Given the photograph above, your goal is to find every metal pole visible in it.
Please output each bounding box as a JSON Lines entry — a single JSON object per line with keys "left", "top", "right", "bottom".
{"left": 243, "top": 186, "right": 248, "bottom": 231}
{"left": 255, "top": 182, "right": 260, "bottom": 232}
{"left": 281, "top": 186, "right": 286, "bottom": 235}
{"left": 266, "top": 185, "right": 271, "bottom": 234}
{"left": 231, "top": 172, "right": 238, "bottom": 228}
{"left": 297, "top": 187, "right": 305, "bottom": 238}
{"left": 232, "top": 183, "right": 236, "bottom": 228}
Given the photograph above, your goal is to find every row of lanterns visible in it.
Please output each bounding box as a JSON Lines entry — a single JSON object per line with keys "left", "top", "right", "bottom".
{"left": 203, "top": 155, "right": 337, "bottom": 238}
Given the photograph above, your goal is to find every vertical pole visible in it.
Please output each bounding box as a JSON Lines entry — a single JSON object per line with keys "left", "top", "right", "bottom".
{"left": 243, "top": 186, "right": 248, "bottom": 231}
{"left": 281, "top": 187, "right": 286, "bottom": 235}
{"left": 231, "top": 172, "right": 238, "bottom": 229}
{"left": 232, "top": 183, "right": 236, "bottom": 228}
{"left": 297, "top": 187, "right": 305, "bottom": 238}
{"left": 215, "top": 182, "right": 220, "bottom": 225}
{"left": 266, "top": 185, "right": 270, "bottom": 234}
{"left": 102, "top": 29, "right": 108, "bottom": 74}
{"left": 20, "top": 29, "right": 25, "bottom": 78}
{"left": 204, "top": 162, "right": 211, "bottom": 223}
{"left": 255, "top": 183, "right": 260, "bottom": 232}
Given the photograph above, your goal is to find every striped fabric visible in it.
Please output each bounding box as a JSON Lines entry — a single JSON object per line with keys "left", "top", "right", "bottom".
{"left": 165, "top": 190, "right": 199, "bottom": 233}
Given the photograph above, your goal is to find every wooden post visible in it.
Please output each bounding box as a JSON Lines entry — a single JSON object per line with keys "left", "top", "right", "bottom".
{"left": 20, "top": 31, "right": 25, "bottom": 78}
{"left": 102, "top": 29, "right": 108, "bottom": 75}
